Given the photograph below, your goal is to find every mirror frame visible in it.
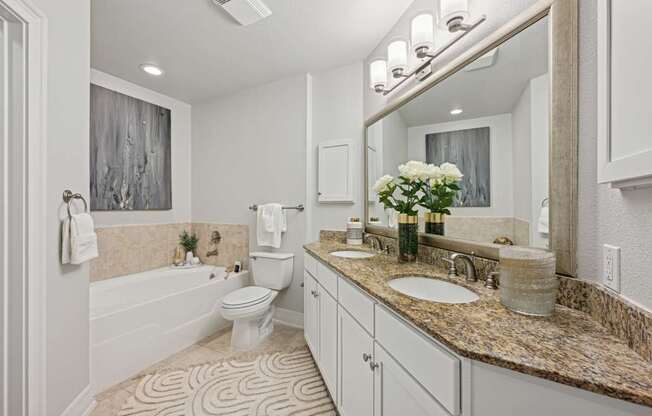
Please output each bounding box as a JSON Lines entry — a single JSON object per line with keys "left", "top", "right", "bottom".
{"left": 364, "top": 0, "right": 578, "bottom": 276}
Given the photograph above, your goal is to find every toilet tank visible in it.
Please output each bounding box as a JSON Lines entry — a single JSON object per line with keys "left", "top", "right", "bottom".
{"left": 249, "top": 252, "right": 294, "bottom": 290}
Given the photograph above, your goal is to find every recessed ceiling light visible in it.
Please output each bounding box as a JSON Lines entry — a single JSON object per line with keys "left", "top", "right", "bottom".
{"left": 140, "top": 64, "right": 164, "bottom": 76}
{"left": 450, "top": 108, "right": 463, "bottom": 115}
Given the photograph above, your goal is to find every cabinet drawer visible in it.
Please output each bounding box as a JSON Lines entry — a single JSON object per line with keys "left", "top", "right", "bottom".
{"left": 316, "top": 262, "right": 338, "bottom": 298}
{"left": 304, "top": 252, "right": 318, "bottom": 277}
{"left": 338, "top": 277, "right": 374, "bottom": 336}
{"left": 375, "top": 305, "right": 460, "bottom": 415}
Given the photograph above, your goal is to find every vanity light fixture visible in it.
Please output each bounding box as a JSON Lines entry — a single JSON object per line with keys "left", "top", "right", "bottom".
{"left": 369, "top": 7, "right": 485, "bottom": 96}
{"left": 450, "top": 108, "right": 463, "bottom": 115}
{"left": 440, "top": 0, "right": 472, "bottom": 32}
{"left": 140, "top": 64, "right": 164, "bottom": 76}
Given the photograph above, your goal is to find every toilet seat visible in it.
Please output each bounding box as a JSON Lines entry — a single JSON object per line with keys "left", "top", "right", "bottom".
{"left": 222, "top": 286, "right": 272, "bottom": 310}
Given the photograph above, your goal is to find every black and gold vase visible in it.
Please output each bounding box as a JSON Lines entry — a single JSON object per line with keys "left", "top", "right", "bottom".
{"left": 424, "top": 212, "right": 445, "bottom": 236}
{"left": 398, "top": 214, "right": 418, "bottom": 263}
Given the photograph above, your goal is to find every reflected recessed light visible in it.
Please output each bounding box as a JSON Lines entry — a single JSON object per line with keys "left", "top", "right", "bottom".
{"left": 450, "top": 108, "right": 463, "bottom": 115}
{"left": 140, "top": 64, "right": 164, "bottom": 76}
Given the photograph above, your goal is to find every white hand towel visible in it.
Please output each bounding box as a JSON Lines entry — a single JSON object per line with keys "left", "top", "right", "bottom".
{"left": 64, "top": 213, "right": 99, "bottom": 264}
{"left": 257, "top": 203, "right": 285, "bottom": 248}
{"left": 537, "top": 206, "right": 549, "bottom": 235}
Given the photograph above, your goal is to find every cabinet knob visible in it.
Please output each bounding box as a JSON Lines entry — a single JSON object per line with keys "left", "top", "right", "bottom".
{"left": 369, "top": 361, "right": 379, "bottom": 371}
{"left": 362, "top": 353, "right": 372, "bottom": 362}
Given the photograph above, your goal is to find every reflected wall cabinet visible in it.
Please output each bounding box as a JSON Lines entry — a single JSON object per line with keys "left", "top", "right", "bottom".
{"left": 598, "top": 0, "right": 652, "bottom": 189}
{"left": 318, "top": 140, "right": 354, "bottom": 203}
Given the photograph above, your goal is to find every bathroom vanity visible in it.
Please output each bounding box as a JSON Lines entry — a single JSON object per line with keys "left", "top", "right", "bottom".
{"left": 303, "top": 242, "right": 651, "bottom": 416}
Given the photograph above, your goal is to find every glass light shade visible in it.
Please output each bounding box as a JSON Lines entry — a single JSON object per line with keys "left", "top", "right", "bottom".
{"left": 411, "top": 13, "right": 435, "bottom": 52}
{"left": 369, "top": 59, "right": 387, "bottom": 90}
{"left": 387, "top": 40, "right": 408, "bottom": 73}
{"left": 439, "top": 0, "right": 469, "bottom": 28}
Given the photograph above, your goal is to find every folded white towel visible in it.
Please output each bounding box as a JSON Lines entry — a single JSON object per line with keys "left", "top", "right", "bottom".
{"left": 537, "top": 206, "right": 549, "bottom": 235}
{"left": 62, "top": 213, "right": 99, "bottom": 265}
{"left": 257, "top": 203, "right": 285, "bottom": 248}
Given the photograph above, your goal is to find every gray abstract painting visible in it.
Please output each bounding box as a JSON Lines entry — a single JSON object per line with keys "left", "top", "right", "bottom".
{"left": 90, "top": 84, "right": 172, "bottom": 210}
{"left": 426, "top": 127, "right": 490, "bottom": 207}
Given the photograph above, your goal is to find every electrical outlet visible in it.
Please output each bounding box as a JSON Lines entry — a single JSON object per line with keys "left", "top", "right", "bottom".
{"left": 603, "top": 244, "right": 621, "bottom": 293}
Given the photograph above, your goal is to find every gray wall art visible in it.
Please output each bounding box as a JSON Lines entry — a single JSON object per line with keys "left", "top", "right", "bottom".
{"left": 90, "top": 84, "right": 172, "bottom": 210}
{"left": 425, "top": 127, "right": 490, "bottom": 207}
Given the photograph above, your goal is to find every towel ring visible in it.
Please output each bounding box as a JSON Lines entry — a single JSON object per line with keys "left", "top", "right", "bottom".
{"left": 63, "top": 190, "right": 88, "bottom": 219}
{"left": 541, "top": 197, "right": 549, "bottom": 208}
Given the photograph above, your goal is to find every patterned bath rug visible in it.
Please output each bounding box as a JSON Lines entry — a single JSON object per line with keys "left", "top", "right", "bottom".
{"left": 118, "top": 347, "right": 336, "bottom": 416}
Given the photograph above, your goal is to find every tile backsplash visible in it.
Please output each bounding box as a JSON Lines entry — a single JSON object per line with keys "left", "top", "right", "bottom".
{"left": 90, "top": 222, "right": 249, "bottom": 282}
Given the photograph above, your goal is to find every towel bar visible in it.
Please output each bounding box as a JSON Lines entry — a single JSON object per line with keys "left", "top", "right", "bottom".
{"left": 249, "top": 204, "right": 304, "bottom": 212}
{"left": 63, "top": 190, "right": 88, "bottom": 218}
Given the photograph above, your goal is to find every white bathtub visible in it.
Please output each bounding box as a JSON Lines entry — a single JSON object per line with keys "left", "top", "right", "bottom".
{"left": 90, "top": 265, "right": 249, "bottom": 392}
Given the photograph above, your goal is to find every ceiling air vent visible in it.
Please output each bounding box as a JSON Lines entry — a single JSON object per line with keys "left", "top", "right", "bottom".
{"left": 213, "top": 0, "right": 272, "bottom": 26}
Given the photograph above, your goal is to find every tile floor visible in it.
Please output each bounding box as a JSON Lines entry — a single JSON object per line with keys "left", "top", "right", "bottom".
{"left": 91, "top": 323, "right": 307, "bottom": 416}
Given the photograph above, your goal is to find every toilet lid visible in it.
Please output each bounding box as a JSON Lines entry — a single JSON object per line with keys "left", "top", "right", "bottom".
{"left": 222, "top": 286, "right": 272, "bottom": 309}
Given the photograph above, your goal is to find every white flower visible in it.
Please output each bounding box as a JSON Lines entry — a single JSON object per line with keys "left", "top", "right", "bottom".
{"left": 398, "top": 160, "right": 429, "bottom": 182}
{"left": 372, "top": 175, "right": 394, "bottom": 193}
{"left": 424, "top": 164, "right": 443, "bottom": 185}
{"left": 440, "top": 162, "right": 463, "bottom": 183}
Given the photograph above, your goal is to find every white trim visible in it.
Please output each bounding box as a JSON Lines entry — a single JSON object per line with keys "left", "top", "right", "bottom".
{"left": 0, "top": 1, "right": 47, "bottom": 415}
{"left": 274, "top": 307, "right": 304, "bottom": 329}
{"left": 58, "top": 386, "right": 95, "bottom": 416}
{"left": 304, "top": 73, "right": 313, "bottom": 242}
{"left": 597, "top": 0, "right": 652, "bottom": 187}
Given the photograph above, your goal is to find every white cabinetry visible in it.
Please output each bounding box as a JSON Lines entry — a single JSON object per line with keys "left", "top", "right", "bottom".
{"left": 303, "top": 271, "right": 318, "bottom": 356}
{"left": 317, "top": 140, "right": 354, "bottom": 203}
{"left": 338, "top": 306, "right": 374, "bottom": 416}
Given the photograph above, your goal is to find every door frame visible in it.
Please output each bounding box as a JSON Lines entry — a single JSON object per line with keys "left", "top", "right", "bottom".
{"left": 0, "top": 0, "right": 47, "bottom": 414}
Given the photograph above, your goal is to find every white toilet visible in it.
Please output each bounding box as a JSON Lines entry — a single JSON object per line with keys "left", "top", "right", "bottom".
{"left": 221, "top": 252, "right": 294, "bottom": 350}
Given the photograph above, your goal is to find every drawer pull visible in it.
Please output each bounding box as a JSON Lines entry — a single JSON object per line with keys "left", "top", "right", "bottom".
{"left": 369, "top": 361, "right": 379, "bottom": 371}
{"left": 362, "top": 353, "right": 372, "bottom": 362}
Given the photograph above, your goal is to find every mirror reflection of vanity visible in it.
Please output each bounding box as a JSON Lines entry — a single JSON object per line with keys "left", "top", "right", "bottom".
{"left": 365, "top": 5, "right": 577, "bottom": 275}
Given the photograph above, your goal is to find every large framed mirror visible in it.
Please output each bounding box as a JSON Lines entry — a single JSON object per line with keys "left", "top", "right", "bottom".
{"left": 364, "top": 0, "right": 577, "bottom": 276}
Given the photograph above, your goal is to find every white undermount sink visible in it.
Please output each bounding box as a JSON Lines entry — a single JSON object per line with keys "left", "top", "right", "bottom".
{"left": 330, "top": 250, "right": 376, "bottom": 259}
{"left": 388, "top": 277, "right": 479, "bottom": 304}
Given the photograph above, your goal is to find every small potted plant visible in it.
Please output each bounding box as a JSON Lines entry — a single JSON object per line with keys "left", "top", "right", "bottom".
{"left": 179, "top": 230, "right": 199, "bottom": 264}
{"left": 373, "top": 161, "right": 429, "bottom": 262}
{"left": 419, "top": 162, "right": 463, "bottom": 235}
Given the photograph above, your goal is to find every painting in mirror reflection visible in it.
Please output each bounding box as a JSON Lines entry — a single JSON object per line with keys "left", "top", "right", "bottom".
{"left": 367, "top": 16, "right": 550, "bottom": 249}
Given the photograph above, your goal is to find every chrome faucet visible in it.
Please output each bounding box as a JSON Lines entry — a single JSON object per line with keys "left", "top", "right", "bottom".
{"left": 366, "top": 235, "right": 390, "bottom": 254}
{"left": 449, "top": 253, "right": 478, "bottom": 282}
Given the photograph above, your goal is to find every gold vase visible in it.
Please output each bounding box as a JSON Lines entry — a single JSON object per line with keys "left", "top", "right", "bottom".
{"left": 424, "top": 212, "right": 445, "bottom": 235}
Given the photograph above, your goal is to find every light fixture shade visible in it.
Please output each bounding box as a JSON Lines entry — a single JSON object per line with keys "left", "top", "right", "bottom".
{"left": 369, "top": 59, "right": 388, "bottom": 90}
{"left": 439, "top": 0, "right": 469, "bottom": 28}
{"left": 411, "top": 13, "right": 435, "bottom": 52}
{"left": 387, "top": 40, "right": 408, "bottom": 73}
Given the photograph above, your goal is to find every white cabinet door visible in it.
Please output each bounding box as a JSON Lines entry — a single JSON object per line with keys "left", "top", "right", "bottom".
{"left": 374, "top": 342, "right": 451, "bottom": 416}
{"left": 318, "top": 286, "right": 338, "bottom": 399}
{"left": 338, "top": 306, "right": 374, "bottom": 416}
{"left": 304, "top": 272, "right": 318, "bottom": 358}
{"left": 318, "top": 140, "right": 354, "bottom": 203}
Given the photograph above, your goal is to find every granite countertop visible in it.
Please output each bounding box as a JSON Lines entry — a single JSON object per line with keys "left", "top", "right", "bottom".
{"left": 304, "top": 240, "right": 652, "bottom": 408}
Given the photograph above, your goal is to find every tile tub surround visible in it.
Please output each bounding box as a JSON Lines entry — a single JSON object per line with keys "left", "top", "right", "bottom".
{"left": 305, "top": 239, "right": 652, "bottom": 407}
{"left": 90, "top": 223, "right": 249, "bottom": 282}
{"left": 349, "top": 231, "right": 652, "bottom": 362}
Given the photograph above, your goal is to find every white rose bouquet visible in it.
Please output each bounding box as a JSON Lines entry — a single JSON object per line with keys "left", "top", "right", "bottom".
{"left": 372, "top": 161, "right": 430, "bottom": 216}
{"left": 419, "top": 162, "right": 464, "bottom": 215}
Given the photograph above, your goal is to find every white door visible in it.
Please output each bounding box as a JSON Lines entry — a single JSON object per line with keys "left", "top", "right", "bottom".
{"left": 318, "top": 140, "right": 354, "bottom": 203}
{"left": 304, "top": 272, "right": 319, "bottom": 358}
{"left": 374, "top": 342, "right": 450, "bottom": 416}
{"left": 318, "top": 286, "right": 338, "bottom": 398}
{"left": 338, "top": 306, "right": 374, "bottom": 416}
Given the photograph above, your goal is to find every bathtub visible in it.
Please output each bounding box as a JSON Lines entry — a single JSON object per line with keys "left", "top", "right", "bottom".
{"left": 90, "top": 265, "right": 249, "bottom": 392}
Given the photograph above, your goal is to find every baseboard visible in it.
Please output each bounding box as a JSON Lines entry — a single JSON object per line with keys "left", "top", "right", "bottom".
{"left": 274, "top": 307, "right": 304, "bottom": 328}
{"left": 59, "top": 385, "right": 96, "bottom": 416}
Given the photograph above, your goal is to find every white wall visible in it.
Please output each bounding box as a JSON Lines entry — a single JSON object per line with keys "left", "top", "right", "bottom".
{"left": 90, "top": 69, "right": 192, "bottom": 227}
{"left": 308, "top": 62, "right": 364, "bottom": 241}
{"left": 382, "top": 111, "right": 409, "bottom": 177}
{"left": 192, "top": 75, "right": 307, "bottom": 313}
{"left": 512, "top": 83, "right": 532, "bottom": 222}
{"left": 529, "top": 73, "right": 550, "bottom": 248}
{"left": 407, "top": 114, "right": 514, "bottom": 217}
{"left": 577, "top": 1, "right": 652, "bottom": 310}
{"left": 31, "top": 0, "right": 92, "bottom": 414}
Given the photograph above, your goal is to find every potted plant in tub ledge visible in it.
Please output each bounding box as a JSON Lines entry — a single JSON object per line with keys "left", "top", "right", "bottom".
{"left": 373, "top": 161, "right": 429, "bottom": 263}
{"left": 179, "top": 230, "right": 200, "bottom": 266}
{"left": 419, "top": 162, "right": 463, "bottom": 236}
